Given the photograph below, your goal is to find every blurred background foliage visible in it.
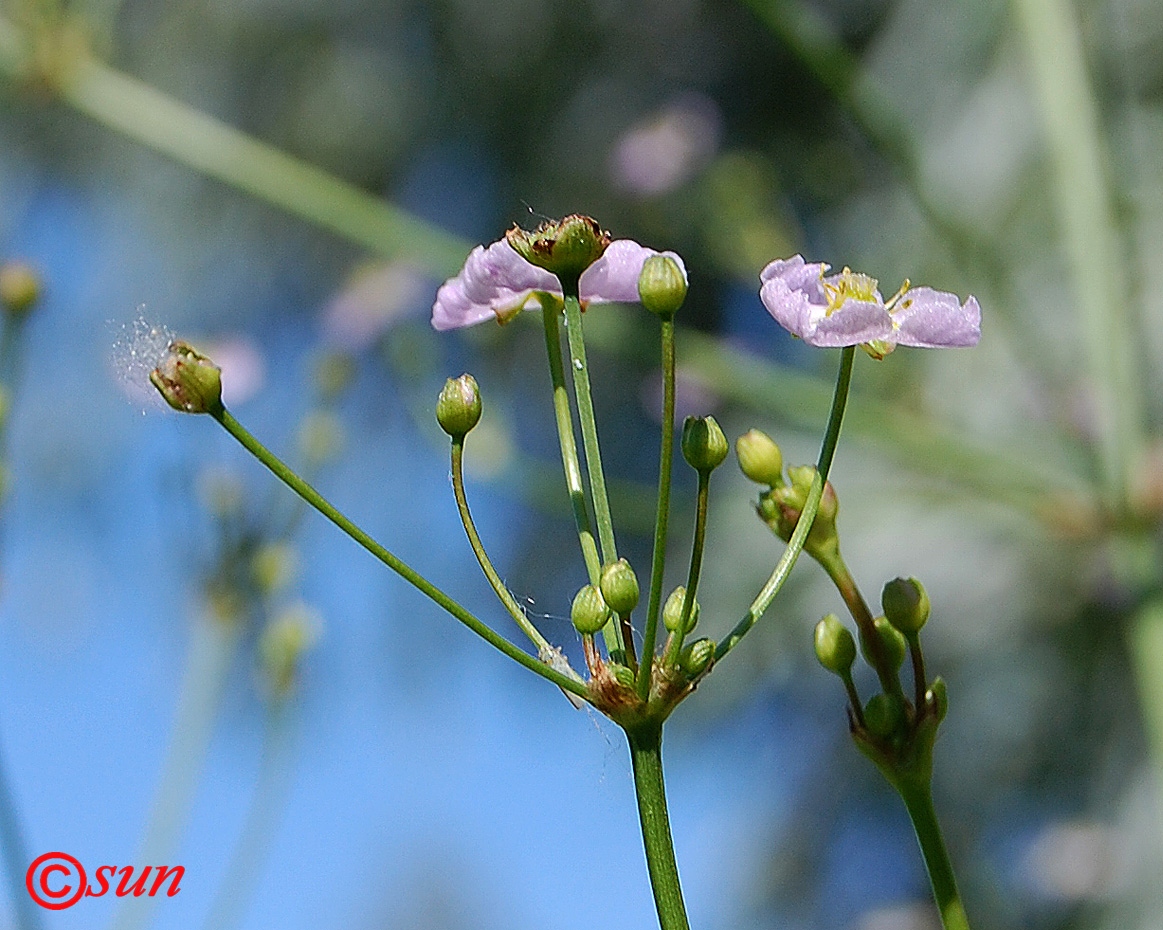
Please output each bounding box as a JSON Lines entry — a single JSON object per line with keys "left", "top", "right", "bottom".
{"left": 1, "top": 0, "right": 1163, "bottom": 928}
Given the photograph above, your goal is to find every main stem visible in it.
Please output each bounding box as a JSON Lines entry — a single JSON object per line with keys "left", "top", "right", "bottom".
{"left": 626, "top": 724, "right": 690, "bottom": 930}
{"left": 897, "top": 779, "right": 971, "bottom": 930}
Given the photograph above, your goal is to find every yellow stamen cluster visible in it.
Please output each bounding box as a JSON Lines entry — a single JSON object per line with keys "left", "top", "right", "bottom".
{"left": 823, "top": 267, "right": 880, "bottom": 315}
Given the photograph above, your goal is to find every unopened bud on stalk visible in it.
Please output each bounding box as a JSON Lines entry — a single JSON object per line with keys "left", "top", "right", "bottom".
{"left": 259, "top": 603, "right": 323, "bottom": 697}
{"left": 680, "top": 638, "right": 715, "bottom": 676}
{"left": 814, "top": 613, "right": 855, "bottom": 676}
{"left": 150, "top": 341, "right": 223, "bottom": 414}
{"left": 682, "top": 415, "right": 729, "bottom": 474}
{"left": 637, "top": 253, "right": 688, "bottom": 316}
{"left": 736, "top": 429, "right": 783, "bottom": 486}
{"left": 600, "top": 559, "right": 640, "bottom": 616}
{"left": 571, "top": 584, "right": 611, "bottom": 635}
{"left": 662, "top": 585, "right": 699, "bottom": 634}
{"left": 882, "top": 577, "right": 930, "bottom": 635}
{"left": 861, "top": 615, "right": 907, "bottom": 675}
{"left": 436, "top": 373, "right": 482, "bottom": 439}
{"left": 0, "top": 261, "right": 41, "bottom": 315}
{"left": 863, "top": 692, "right": 906, "bottom": 738}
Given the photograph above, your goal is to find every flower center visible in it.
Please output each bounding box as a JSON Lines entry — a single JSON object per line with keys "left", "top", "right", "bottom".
{"left": 823, "top": 268, "right": 879, "bottom": 314}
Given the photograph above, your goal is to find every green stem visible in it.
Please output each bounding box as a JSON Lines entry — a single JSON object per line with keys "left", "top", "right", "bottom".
{"left": 715, "top": 346, "right": 855, "bottom": 661}
{"left": 637, "top": 316, "right": 676, "bottom": 699}
{"left": 663, "top": 470, "right": 710, "bottom": 668}
{"left": 450, "top": 439, "right": 580, "bottom": 680}
{"left": 209, "top": 404, "right": 588, "bottom": 700}
{"left": 540, "top": 301, "right": 622, "bottom": 660}
{"left": 817, "top": 552, "right": 901, "bottom": 698}
{"left": 109, "top": 614, "right": 240, "bottom": 930}
{"left": 541, "top": 303, "right": 602, "bottom": 583}
{"left": 898, "top": 779, "right": 971, "bottom": 930}
{"left": 1014, "top": 0, "right": 1143, "bottom": 511}
{"left": 626, "top": 724, "right": 690, "bottom": 930}
{"left": 561, "top": 293, "right": 619, "bottom": 567}
{"left": 0, "top": 14, "right": 470, "bottom": 277}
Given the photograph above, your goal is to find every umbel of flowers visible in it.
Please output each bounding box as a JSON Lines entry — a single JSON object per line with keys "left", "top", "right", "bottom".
{"left": 150, "top": 214, "right": 980, "bottom": 930}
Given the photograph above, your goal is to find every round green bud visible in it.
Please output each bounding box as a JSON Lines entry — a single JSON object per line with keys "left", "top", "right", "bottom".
{"left": 436, "top": 373, "right": 482, "bottom": 439}
{"left": 599, "top": 558, "right": 640, "bottom": 616}
{"left": 681, "top": 415, "right": 729, "bottom": 474}
{"left": 0, "top": 261, "right": 41, "bottom": 314}
{"left": 736, "top": 429, "right": 783, "bottom": 486}
{"left": 571, "top": 584, "right": 610, "bottom": 635}
{"left": 258, "top": 602, "right": 323, "bottom": 697}
{"left": 150, "top": 341, "right": 223, "bottom": 414}
{"left": 680, "top": 638, "right": 715, "bottom": 677}
{"left": 251, "top": 542, "right": 298, "bottom": 595}
{"left": 881, "top": 577, "right": 930, "bottom": 635}
{"left": 863, "top": 692, "right": 906, "bottom": 738}
{"left": 662, "top": 585, "right": 700, "bottom": 634}
{"left": 814, "top": 613, "right": 856, "bottom": 676}
{"left": 637, "top": 253, "right": 688, "bottom": 316}
{"left": 861, "top": 615, "right": 907, "bottom": 675}
{"left": 505, "top": 214, "right": 611, "bottom": 281}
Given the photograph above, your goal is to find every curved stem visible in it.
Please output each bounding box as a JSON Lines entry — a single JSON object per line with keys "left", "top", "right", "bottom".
{"left": 716, "top": 346, "right": 855, "bottom": 661}
{"left": 637, "top": 316, "right": 676, "bottom": 698}
{"left": 898, "top": 779, "right": 971, "bottom": 930}
{"left": 209, "top": 404, "right": 588, "bottom": 700}
{"left": 663, "top": 470, "right": 710, "bottom": 667}
{"left": 450, "top": 439, "right": 580, "bottom": 680}
{"left": 626, "top": 724, "right": 690, "bottom": 930}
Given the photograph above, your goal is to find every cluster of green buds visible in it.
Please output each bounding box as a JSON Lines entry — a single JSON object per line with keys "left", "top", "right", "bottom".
{"left": 738, "top": 428, "right": 839, "bottom": 564}
{"left": 815, "top": 577, "right": 947, "bottom": 790}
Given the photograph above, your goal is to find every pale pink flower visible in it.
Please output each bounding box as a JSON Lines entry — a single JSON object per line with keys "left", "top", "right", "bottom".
{"left": 759, "top": 255, "right": 981, "bottom": 357}
{"left": 432, "top": 238, "right": 686, "bottom": 331}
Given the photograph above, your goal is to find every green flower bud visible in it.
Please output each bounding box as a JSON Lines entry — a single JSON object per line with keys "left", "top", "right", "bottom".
{"left": 881, "top": 577, "right": 930, "bottom": 635}
{"left": 863, "top": 692, "right": 906, "bottom": 738}
{"left": 150, "top": 341, "right": 223, "bottom": 414}
{"left": 637, "top": 253, "right": 688, "bottom": 316}
{"left": 0, "top": 261, "right": 41, "bottom": 314}
{"left": 680, "top": 638, "right": 715, "bottom": 677}
{"left": 571, "top": 584, "right": 611, "bottom": 635}
{"left": 681, "top": 415, "right": 729, "bottom": 474}
{"left": 662, "top": 585, "right": 700, "bottom": 634}
{"left": 505, "top": 214, "right": 611, "bottom": 281}
{"left": 927, "top": 676, "right": 948, "bottom": 723}
{"left": 814, "top": 614, "right": 855, "bottom": 676}
{"left": 436, "top": 373, "right": 482, "bottom": 439}
{"left": 860, "top": 615, "right": 907, "bottom": 675}
{"left": 599, "top": 559, "right": 640, "bottom": 616}
{"left": 769, "top": 465, "right": 839, "bottom": 556}
{"left": 736, "top": 429, "right": 783, "bottom": 486}
{"left": 611, "top": 664, "right": 637, "bottom": 688}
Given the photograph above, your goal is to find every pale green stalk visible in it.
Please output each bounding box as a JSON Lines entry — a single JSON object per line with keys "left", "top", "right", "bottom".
{"left": 0, "top": 14, "right": 469, "bottom": 276}
{"left": 637, "top": 316, "right": 677, "bottom": 699}
{"left": 663, "top": 470, "right": 709, "bottom": 667}
{"left": 1014, "top": 0, "right": 1143, "bottom": 510}
{"left": 898, "top": 779, "right": 971, "bottom": 930}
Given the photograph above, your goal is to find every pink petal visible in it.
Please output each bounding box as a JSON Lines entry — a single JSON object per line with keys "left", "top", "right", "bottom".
{"left": 580, "top": 240, "right": 687, "bottom": 303}
{"left": 891, "top": 288, "right": 981, "bottom": 347}
{"left": 431, "top": 240, "right": 560, "bottom": 331}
